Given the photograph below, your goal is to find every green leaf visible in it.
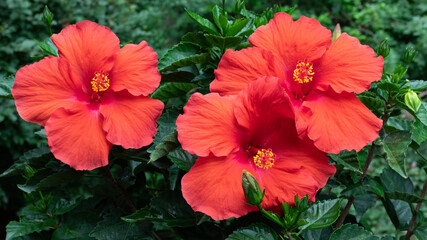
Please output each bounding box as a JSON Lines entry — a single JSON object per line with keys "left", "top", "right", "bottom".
{"left": 414, "top": 226, "right": 427, "bottom": 240}
{"left": 226, "top": 223, "right": 278, "bottom": 240}
{"left": 300, "top": 226, "right": 333, "bottom": 240}
{"left": 379, "top": 168, "right": 414, "bottom": 194}
{"left": 158, "top": 43, "right": 210, "bottom": 72}
{"left": 36, "top": 38, "right": 58, "bottom": 57}
{"left": 0, "top": 146, "right": 52, "bottom": 178}
{"left": 227, "top": 18, "right": 251, "bottom": 37}
{"left": 0, "top": 74, "right": 14, "bottom": 99}
{"left": 358, "top": 95, "right": 384, "bottom": 114}
{"left": 366, "top": 178, "right": 384, "bottom": 198}
{"left": 149, "top": 131, "right": 179, "bottom": 163}
{"left": 329, "top": 151, "right": 362, "bottom": 174}
{"left": 148, "top": 108, "right": 179, "bottom": 153}
{"left": 212, "top": 6, "right": 227, "bottom": 35}
{"left": 122, "top": 191, "right": 196, "bottom": 227}
{"left": 6, "top": 219, "right": 54, "bottom": 240}
{"left": 161, "top": 70, "right": 196, "bottom": 83}
{"left": 300, "top": 199, "right": 340, "bottom": 230}
{"left": 37, "top": 171, "right": 83, "bottom": 190}
{"left": 51, "top": 211, "right": 99, "bottom": 240}
{"left": 382, "top": 130, "right": 412, "bottom": 178}
{"left": 204, "top": 34, "right": 242, "bottom": 50}
{"left": 151, "top": 82, "right": 197, "bottom": 102}
{"left": 329, "top": 224, "right": 379, "bottom": 240}
{"left": 167, "top": 147, "right": 197, "bottom": 172}
{"left": 386, "top": 117, "right": 413, "bottom": 131}
{"left": 413, "top": 119, "right": 427, "bottom": 143}
{"left": 181, "top": 32, "right": 210, "bottom": 48}
{"left": 384, "top": 191, "right": 425, "bottom": 203}
{"left": 403, "top": 80, "right": 427, "bottom": 91}
{"left": 185, "top": 9, "right": 218, "bottom": 35}
{"left": 377, "top": 81, "right": 400, "bottom": 92}
{"left": 415, "top": 102, "right": 427, "bottom": 126}
{"left": 41, "top": 5, "right": 54, "bottom": 27}
{"left": 89, "top": 210, "right": 152, "bottom": 240}
{"left": 353, "top": 193, "right": 376, "bottom": 222}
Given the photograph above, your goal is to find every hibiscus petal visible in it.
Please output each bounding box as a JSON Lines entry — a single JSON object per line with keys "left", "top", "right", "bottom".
{"left": 210, "top": 47, "right": 285, "bottom": 96}
{"left": 100, "top": 92, "right": 164, "bottom": 149}
{"left": 181, "top": 151, "right": 258, "bottom": 220}
{"left": 45, "top": 102, "right": 111, "bottom": 170}
{"left": 300, "top": 90, "right": 382, "bottom": 153}
{"left": 176, "top": 93, "right": 240, "bottom": 157}
{"left": 315, "top": 33, "right": 384, "bottom": 94}
{"left": 249, "top": 12, "right": 331, "bottom": 67}
{"left": 12, "top": 57, "right": 84, "bottom": 126}
{"left": 51, "top": 21, "right": 119, "bottom": 93}
{"left": 109, "top": 41, "right": 160, "bottom": 96}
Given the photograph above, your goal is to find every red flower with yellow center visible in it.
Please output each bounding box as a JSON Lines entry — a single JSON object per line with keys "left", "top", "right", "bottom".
{"left": 12, "top": 21, "right": 164, "bottom": 170}
{"left": 177, "top": 77, "right": 335, "bottom": 220}
{"left": 210, "top": 13, "right": 384, "bottom": 154}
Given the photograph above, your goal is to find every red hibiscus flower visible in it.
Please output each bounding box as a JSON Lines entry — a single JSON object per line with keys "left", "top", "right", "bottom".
{"left": 210, "top": 13, "right": 384, "bottom": 154}
{"left": 177, "top": 77, "right": 336, "bottom": 220}
{"left": 12, "top": 21, "right": 164, "bottom": 170}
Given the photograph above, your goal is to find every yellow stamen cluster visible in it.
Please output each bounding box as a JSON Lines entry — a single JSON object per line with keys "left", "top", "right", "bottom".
{"left": 91, "top": 72, "right": 110, "bottom": 92}
{"left": 253, "top": 148, "right": 276, "bottom": 170}
{"left": 293, "top": 61, "right": 314, "bottom": 84}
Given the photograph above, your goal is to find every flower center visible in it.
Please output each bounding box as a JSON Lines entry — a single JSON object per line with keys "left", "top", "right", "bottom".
{"left": 293, "top": 60, "right": 314, "bottom": 84}
{"left": 91, "top": 72, "right": 110, "bottom": 93}
{"left": 253, "top": 148, "right": 276, "bottom": 170}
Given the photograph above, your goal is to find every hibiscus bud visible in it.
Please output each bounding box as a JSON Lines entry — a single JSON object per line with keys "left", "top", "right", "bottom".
{"left": 404, "top": 47, "right": 417, "bottom": 64}
{"left": 42, "top": 6, "right": 54, "bottom": 27}
{"left": 377, "top": 39, "right": 390, "bottom": 58}
{"left": 242, "top": 170, "right": 264, "bottom": 206}
{"left": 405, "top": 90, "right": 421, "bottom": 113}
{"left": 332, "top": 23, "right": 341, "bottom": 42}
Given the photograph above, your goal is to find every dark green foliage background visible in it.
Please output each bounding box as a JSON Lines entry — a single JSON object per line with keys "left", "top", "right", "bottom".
{"left": 0, "top": 0, "right": 426, "bottom": 239}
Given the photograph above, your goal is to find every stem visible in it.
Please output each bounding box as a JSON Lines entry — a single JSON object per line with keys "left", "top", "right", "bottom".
{"left": 404, "top": 179, "right": 427, "bottom": 240}
{"left": 222, "top": 0, "right": 225, "bottom": 15}
{"left": 48, "top": 26, "right": 52, "bottom": 36}
{"left": 102, "top": 167, "right": 137, "bottom": 213}
{"left": 285, "top": 231, "right": 294, "bottom": 240}
{"left": 257, "top": 204, "right": 286, "bottom": 228}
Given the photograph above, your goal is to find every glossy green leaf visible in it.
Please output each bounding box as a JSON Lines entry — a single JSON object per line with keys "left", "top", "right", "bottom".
{"left": 329, "top": 151, "right": 362, "bottom": 174}
{"left": 300, "top": 226, "right": 333, "bottom": 240}
{"left": 151, "top": 82, "right": 197, "bottom": 102}
{"left": 353, "top": 193, "right": 376, "bottom": 222}
{"left": 226, "top": 223, "right": 278, "bottom": 240}
{"left": 227, "top": 18, "right": 251, "bottom": 36}
{"left": 384, "top": 191, "right": 424, "bottom": 203}
{"left": 415, "top": 102, "right": 427, "bottom": 126}
{"left": 403, "top": 80, "right": 427, "bottom": 91}
{"left": 300, "top": 199, "right": 340, "bottom": 230}
{"left": 36, "top": 38, "right": 58, "bottom": 57}
{"left": 386, "top": 117, "right": 413, "bottom": 131}
{"left": 358, "top": 95, "right": 384, "bottom": 114}
{"left": 158, "top": 43, "right": 210, "bottom": 72}
{"left": 382, "top": 130, "right": 412, "bottom": 178}
{"left": 414, "top": 226, "right": 427, "bottom": 240}
{"left": 329, "top": 224, "right": 379, "bottom": 240}
{"left": 185, "top": 9, "right": 218, "bottom": 35}
{"left": 51, "top": 211, "right": 100, "bottom": 240}
{"left": 122, "top": 191, "right": 196, "bottom": 227}
{"left": 6, "top": 220, "right": 54, "bottom": 240}
{"left": 367, "top": 178, "right": 385, "bottom": 198}
{"left": 89, "top": 210, "right": 152, "bottom": 240}
{"left": 168, "top": 147, "right": 197, "bottom": 172}
{"left": 0, "top": 74, "right": 14, "bottom": 99}
{"left": 379, "top": 168, "right": 414, "bottom": 194}
{"left": 149, "top": 131, "right": 179, "bottom": 163}
{"left": 204, "top": 34, "right": 242, "bottom": 50}
{"left": 181, "top": 32, "right": 210, "bottom": 48}
{"left": 413, "top": 119, "right": 427, "bottom": 143}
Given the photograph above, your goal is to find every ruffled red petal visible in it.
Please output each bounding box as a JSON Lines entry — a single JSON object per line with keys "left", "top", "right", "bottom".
{"left": 299, "top": 89, "right": 382, "bottom": 153}
{"left": 12, "top": 57, "right": 85, "bottom": 126}
{"left": 109, "top": 41, "right": 160, "bottom": 96}
{"left": 249, "top": 12, "right": 331, "bottom": 67}
{"left": 45, "top": 102, "right": 111, "bottom": 170}
{"left": 234, "top": 76, "right": 294, "bottom": 146}
{"left": 100, "top": 91, "right": 164, "bottom": 149}
{"left": 315, "top": 33, "right": 384, "bottom": 94}
{"left": 210, "top": 47, "right": 285, "bottom": 96}
{"left": 176, "top": 93, "right": 241, "bottom": 157}
{"left": 51, "top": 21, "right": 119, "bottom": 93}
{"left": 181, "top": 151, "right": 258, "bottom": 220}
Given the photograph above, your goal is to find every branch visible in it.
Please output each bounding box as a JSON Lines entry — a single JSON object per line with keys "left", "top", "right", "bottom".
{"left": 102, "top": 167, "right": 137, "bottom": 213}
{"left": 404, "top": 179, "right": 427, "bottom": 240}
